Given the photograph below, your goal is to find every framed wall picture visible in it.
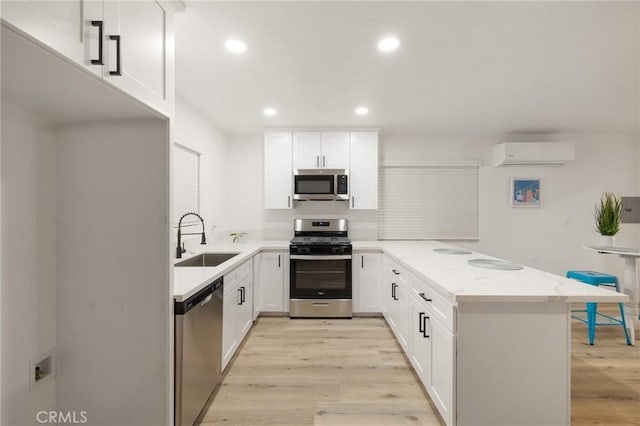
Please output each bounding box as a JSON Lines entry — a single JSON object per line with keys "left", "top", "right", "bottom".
{"left": 511, "top": 178, "right": 541, "bottom": 207}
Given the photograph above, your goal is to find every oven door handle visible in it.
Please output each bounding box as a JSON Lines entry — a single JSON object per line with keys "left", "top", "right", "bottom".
{"left": 290, "top": 255, "right": 352, "bottom": 260}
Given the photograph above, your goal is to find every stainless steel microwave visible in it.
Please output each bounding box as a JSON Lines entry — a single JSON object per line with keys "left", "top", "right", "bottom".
{"left": 293, "top": 169, "right": 349, "bottom": 201}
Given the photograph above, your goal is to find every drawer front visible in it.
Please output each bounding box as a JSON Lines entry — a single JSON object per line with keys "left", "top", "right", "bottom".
{"left": 411, "top": 275, "right": 455, "bottom": 333}
{"left": 383, "top": 255, "right": 408, "bottom": 288}
{"left": 224, "top": 259, "right": 252, "bottom": 296}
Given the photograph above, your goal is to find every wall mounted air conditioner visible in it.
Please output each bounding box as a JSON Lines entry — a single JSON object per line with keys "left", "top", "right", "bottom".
{"left": 492, "top": 142, "right": 575, "bottom": 166}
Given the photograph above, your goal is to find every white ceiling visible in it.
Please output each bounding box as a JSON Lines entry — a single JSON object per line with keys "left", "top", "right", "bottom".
{"left": 175, "top": 1, "right": 639, "bottom": 136}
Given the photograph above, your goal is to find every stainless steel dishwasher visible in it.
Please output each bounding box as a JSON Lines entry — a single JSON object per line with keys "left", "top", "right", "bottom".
{"left": 175, "top": 277, "right": 223, "bottom": 426}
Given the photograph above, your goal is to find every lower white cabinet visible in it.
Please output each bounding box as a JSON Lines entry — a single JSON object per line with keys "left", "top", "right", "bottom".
{"left": 353, "top": 252, "right": 381, "bottom": 313}
{"left": 252, "top": 253, "right": 261, "bottom": 320}
{"left": 382, "top": 255, "right": 410, "bottom": 352}
{"left": 409, "top": 291, "right": 455, "bottom": 426}
{"left": 258, "top": 250, "right": 288, "bottom": 312}
{"left": 222, "top": 260, "right": 253, "bottom": 371}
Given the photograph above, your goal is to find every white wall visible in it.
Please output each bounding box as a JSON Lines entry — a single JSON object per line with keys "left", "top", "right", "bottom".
{"left": 381, "top": 133, "right": 640, "bottom": 277}
{"left": 174, "top": 99, "right": 228, "bottom": 247}
{"left": 1, "top": 101, "right": 57, "bottom": 425}
{"left": 55, "top": 119, "right": 169, "bottom": 426}
{"left": 225, "top": 134, "right": 378, "bottom": 242}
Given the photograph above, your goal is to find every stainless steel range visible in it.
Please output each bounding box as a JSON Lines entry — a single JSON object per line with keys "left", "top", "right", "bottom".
{"left": 289, "top": 219, "right": 352, "bottom": 318}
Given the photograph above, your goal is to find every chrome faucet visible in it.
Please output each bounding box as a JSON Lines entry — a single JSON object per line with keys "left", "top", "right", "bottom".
{"left": 176, "top": 212, "right": 207, "bottom": 259}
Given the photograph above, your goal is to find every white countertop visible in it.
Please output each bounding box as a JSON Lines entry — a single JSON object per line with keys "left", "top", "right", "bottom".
{"left": 173, "top": 241, "right": 288, "bottom": 302}
{"left": 173, "top": 240, "right": 627, "bottom": 304}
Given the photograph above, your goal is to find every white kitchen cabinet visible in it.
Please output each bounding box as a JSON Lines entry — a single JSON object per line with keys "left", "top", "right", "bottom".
{"left": 349, "top": 131, "right": 378, "bottom": 209}
{"left": 1, "top": 0, "right": 103, "bottom": 76}
{"left": 292, "top": 131, "right": 350, "bottom": 169}
{"left": 428, "top": 313, "right": 455, "bottom": 426}
{"left": 2, "top": 0, "right": 175, "bottom": 116}
{"left": 353, "top": 252, "right": 381, "bottom": 313}
{"left": 382, "top": 255, "right": 410, "bottom": 351}
{"left": 409, "top": 293, "right": 431, "bottom": 383}
{"left": 222, "top": 287, "right": 239, "bottom": 370}
{"left": 237, "top": 275, "right": 253, "bottom": 338}
{"left": 259, "top": 251, "right": 287, "bottom": 312}
{"left": 102, "top": 0, "right": 174, "bottom": 116}
{"left": 252, "top": 253, "right": 261, "bottom": 320}
{"left": 264, "top": 131, "right": 293, "bottom": 209}
{"left": 222, "top": 260, "right": 254, "bottom": 371}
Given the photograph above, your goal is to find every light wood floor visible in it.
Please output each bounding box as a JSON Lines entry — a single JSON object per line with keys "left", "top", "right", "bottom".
{"left": 202, "top": 311, "right": 639, "bottom": 426}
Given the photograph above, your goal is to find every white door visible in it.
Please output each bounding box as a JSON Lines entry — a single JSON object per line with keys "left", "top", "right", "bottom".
{"left": 394, "top": 283, "right": 410, "bottom": 352}
{"left": 292, "top": 132, "right": 322, "bottom": 169}
{"left": 264, "top": 132, "right": 293, "bottom": 209}
{"left": 355, "top": 253, "right": 381, "bottom": 313}
{"left": 429, "top": 316, "right": 455, "bottom": 426}
{"left": 102, "top": 0, "right": 172, "bottom": 115}
{"left": 252, "top": 253, "right": 261, "bottom": 320}
{"left": 259, "top": 252, "right": 285, "bottom": 312}
{"left": 222, "top": 289, "right": 239, "bottom": 370}
{"left": 410, "top": 297, "right": 431, "bottom": 384}
{"left": 349, "top": 132, "right": 378, "bottom": 209}
{"left": 2, "top": 0, "right": 102, "bottom": 76}
{"left": 237, "top": 277, "right": 253, "bottom": 338}
{"left": 321, "top": 132, "right": 350, "bottom": 169}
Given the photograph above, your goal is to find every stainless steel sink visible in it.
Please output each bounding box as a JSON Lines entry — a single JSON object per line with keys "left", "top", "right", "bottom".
{"left": 468, "top": 258, "right": 523, "bottom": 271}
{"left": 175, "top": 253, "right": 240, "bottom": 267}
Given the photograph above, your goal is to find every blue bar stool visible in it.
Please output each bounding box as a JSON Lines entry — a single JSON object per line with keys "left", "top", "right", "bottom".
{"left": 567, "top": 270, "right": 631, "bottom": 345}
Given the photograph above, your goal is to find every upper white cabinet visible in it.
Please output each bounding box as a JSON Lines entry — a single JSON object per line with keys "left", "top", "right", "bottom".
{"left": 264, "top": 131, "right": 293, "bottom": 209}
{"left": 2, "top": 0, "right": 174, "bottom": 116}
{"left": 102, "top": 0, "right": 173, "bottom": 116}
{"left": 1, "top": 0, "right": 103, "bottom": 76}
{"left": 292, "top": 131, "right": 350, "bottom": 169}
{"left": 349, "top": 131, "right": 378, "bottom": 209}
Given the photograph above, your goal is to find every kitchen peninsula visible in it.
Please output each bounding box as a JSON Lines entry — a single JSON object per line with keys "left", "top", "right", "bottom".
{"left": 174, "top": 240, "right": 626, "bottom": 426}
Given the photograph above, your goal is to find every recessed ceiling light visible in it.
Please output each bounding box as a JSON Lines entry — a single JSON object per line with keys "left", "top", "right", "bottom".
{"left": 355, "top": 106, "right": 369, "bottom": 116}
{"left": 377, "top": 36, "right": 400, "bottom": 52}
{"left": 264, "top": 107, "right": 277, "bottom": 117}
{"left": 225, "top": 39, "right": 247, "bottom": 54}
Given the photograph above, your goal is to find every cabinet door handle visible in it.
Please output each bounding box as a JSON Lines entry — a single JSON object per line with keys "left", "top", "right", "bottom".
{"left": 287, "top": 195, "right": 291, "bottom": 208}
{"left": 392, "top": 283, "right": 398, "bottom": 300}
{"left": 352, "top": 196, "right": 355, "bottom": 208}
{"left": 323, "top": 155, "right": 326, "bottom": 168}
{"left": 361, "top": 256, "right": 364, "bottom": 268}
{"left": 423, "top": 314, "right": 430, "bottom": 338}
{"left": 242, "top": 286, "right": 246, "bottom": 304}
{"left": 316, "top": 155, "right": 320, "bottom": 167}
{"left": 392, "top": 269, "right": 400, "bottom": 275}
{"left": 419, "top": 292, "right": 432, "bottom": 302}
{"left": 238, "top": 288, "right": 243, "bottom": 305}
{"left": 109, "top": 35, "right": 122, "bottom": 76}
{"left": 419, "top": 312, "right": 425, "bottom": 333}
{"left": 278, "top": 254, "right": 281, "bottom": 268}
{"left": 90, "top": 21, "right": 104, "bottom": 65}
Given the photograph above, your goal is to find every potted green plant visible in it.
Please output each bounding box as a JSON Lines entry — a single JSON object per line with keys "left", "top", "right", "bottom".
{"left": 594, "top": 192, "right": 623, "bottom": 246}
{"left": 229, "top": 231, "right": 247, "bottom": 244}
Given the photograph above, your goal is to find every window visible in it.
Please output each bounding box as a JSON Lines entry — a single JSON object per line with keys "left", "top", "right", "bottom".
{"left": 378, "top": 165, "right": 479, "bottom": 239}
{"left": 174, "top": 143, "right": 200, "bottom": 226}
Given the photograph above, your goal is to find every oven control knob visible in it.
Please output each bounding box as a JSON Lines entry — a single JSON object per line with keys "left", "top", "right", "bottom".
{"left": 301, "top": 247, "right": 311, "bottom": 255}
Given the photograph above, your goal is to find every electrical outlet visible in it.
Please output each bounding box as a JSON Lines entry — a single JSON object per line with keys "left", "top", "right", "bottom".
{"left": 29, "top": 350, "right": 55, "bottom": 390}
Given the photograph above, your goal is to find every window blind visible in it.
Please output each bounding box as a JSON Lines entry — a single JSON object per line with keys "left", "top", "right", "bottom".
{"left": 378, "top": 166, "right": 479, "bottom": 239}
{"left": 174, "top": 143, "right": 200, "bottom": 226}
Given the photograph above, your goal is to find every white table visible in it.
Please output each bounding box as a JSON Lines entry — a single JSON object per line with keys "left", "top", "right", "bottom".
{"left": 587, "top": 245, "right": 640, "bottom": 344}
